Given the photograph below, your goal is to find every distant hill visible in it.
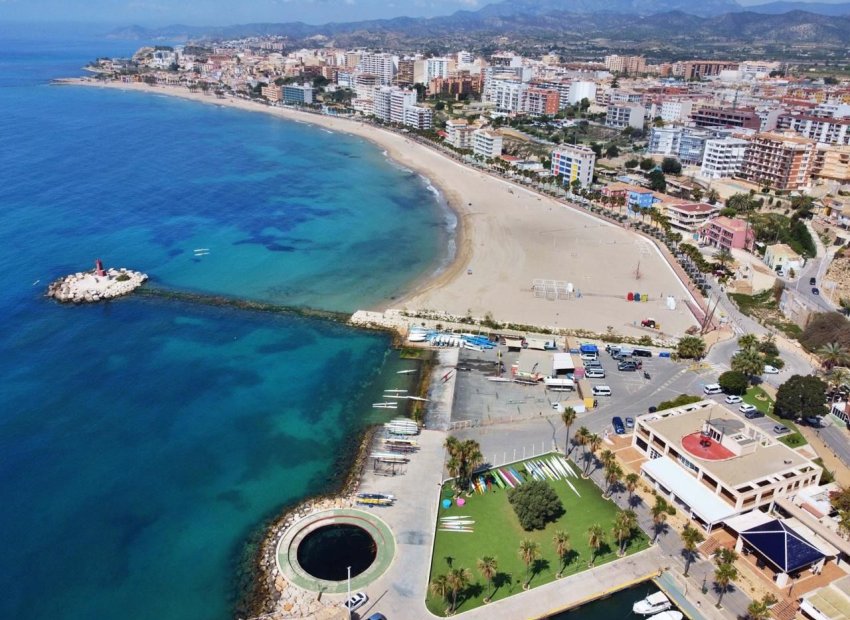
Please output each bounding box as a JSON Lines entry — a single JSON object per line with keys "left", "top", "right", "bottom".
{"left": 106, "top": 4, "right": 850, "bottom": 48}
{"left": 743, "top": 1, "right": 850, "bottom": 16}
{"left": 474, "top": 0, "right": 742, "bottom": 18}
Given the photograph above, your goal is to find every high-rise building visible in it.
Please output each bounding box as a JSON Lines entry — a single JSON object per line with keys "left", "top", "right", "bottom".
{"left": 390, "top": 89, "right": 417, "bottom": 124}
{"left": 358, "top": 52, "right": 396, "bottom": 85}
{"left": 523, "top": 87, "right": 559, "bottom": 115}
{"left": 486, "top": 79, "right": 527, "bottom": 113}
{"left": 691, "top": 106, "right": 761, "bottom": 130}
{"left": 567, "top": 81, "right": 596, "bottom": 106}
{"left": 425, "top": 57, "right": 451, "bottom": 82}
{"left": 811, "top": 144, "right": 850, "bottom": 183}
{"left": 551, "top": 144, "right": 596, "bottom": 188}
{"left": 740, "top": 132, "right": 816, "bottom": 191}
{"left": 403, "top": 105, "right": 433, "bottom": 131}
{"left": 648, "top": 127, "right": 682, "bottom": 157}
{"left": 677, "top": 61, "right": 739, "bottom": 80}
{"left": 395, "top": 59, "right": 415, "bottom": 86}
{"left": 777, "top": 113, "right": 850, "bottom": 146}
{"left": 372, "top": 86, "right": 393, "bottom": 122}
{"left": 445, "top": 119, "right": 475, "bottom": 150}
{"left": 606, "top": 103, "right": 645, "bottom": 130}
{"left": 604, "top": 55, "right": 646, "bottom": 75}
{"left": 472, "top": 129, "right": 503, "bottom": 159}
{"left": 282, "top": 84, "right": 313, "bottom": 105}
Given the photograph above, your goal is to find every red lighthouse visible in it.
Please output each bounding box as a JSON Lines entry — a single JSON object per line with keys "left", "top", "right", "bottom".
{"left": 95, "top": 258, "right": 106, "bottom": 277}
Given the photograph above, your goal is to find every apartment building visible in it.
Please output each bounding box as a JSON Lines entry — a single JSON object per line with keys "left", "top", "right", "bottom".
{"left": 604, "top": 55, "right": 646, "bottom": 75}
{"left": 691, "top": 106, "right": 761, "bottom": 130}
{"left": 260, "top": 84, "right": 282, "bottom": 102}
{"left": 739, "top": 131, "right": 816, "bottom": 191}
{"left": 550, "top": 144, "right": 596, "bottom": 189}
{"left": 606, "top": 103, "right": 645, "bottom": 130}
{"left": 487, "top": 79, "right": 527, "bottom": 113}
{"left": 700, "top": 137, "right": 749, "bottom": 179}
{"left": 677, "top": 61, "right": 739, "bottom": 81}
{"left": 648, "top": 127, "right": 681, "bottom": 156}
{"left": 633, "top": 401, "right": 822, "bottom": 531}
{"left": 663, "top": 203, "right": 720, "bottom": 233}
{"left": 659, "top": 100, "right": 694, "bottom": 124}
{"left": 403, "top": 105, "right": 433, "bottom": 131}
{"left": 358, "top": 52, "right": 395, "bottom": 85}
{"left": 472, "top": 129, "right": 503, "bottom": 159}
{"left": 425, "top": 57, "right": 452, "bottom": 82}
{"left": 700, "top": 216, "right": 753, "bottom": 251}
{"left": 777, "top": 113, "right": 850, "bottom": 146}
{"left": 445, "top": 119, "right": 475, "bottom": 150}
{"left": 812, "top": 144, "right": 850, "bottom": 183}
{"left": 567, "top": 81, "right": 597, "bottom": 106}
{"left": 389, "top": 89, "right": 416, "bottom": 124}
{"left": 429, "top": 74, "right": 482, "bottom": 98}
{"left": 395, "top": 58, "right": 415, "bottom": 86}
{"left": 524, "top": 87, "right": 560, "bottom": 115}
{"left": 648, "top": 127, "right": 709, "bottom": 165}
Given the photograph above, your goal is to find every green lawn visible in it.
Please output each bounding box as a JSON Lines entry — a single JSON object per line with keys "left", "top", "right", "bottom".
{"left": 743, "top": 386, "right": 807, "bottom": 448}
{"left": 426, "top": 456, "right": 650, "bottom": 616}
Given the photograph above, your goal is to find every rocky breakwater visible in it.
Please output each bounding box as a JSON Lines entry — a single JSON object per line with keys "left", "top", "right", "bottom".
{"left": 46, "top": 268, "right": 148, "bottom": 303}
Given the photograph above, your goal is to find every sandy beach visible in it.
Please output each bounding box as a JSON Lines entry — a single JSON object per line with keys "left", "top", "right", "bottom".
{"left": 61, "top": 78, "right": 698, "bottom": 336}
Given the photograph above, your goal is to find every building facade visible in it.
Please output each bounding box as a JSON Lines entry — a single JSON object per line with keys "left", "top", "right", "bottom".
{"left": 282, "top": 84, "right": 313, "bottom": 105}
{"left": 663, "top": 203, "right": 720, "bottom": 233}
{"left": 472, "top": 129, "right": 503, "bottom": 159}
{"left": 700, "top": 216, "right": 753, "bottom": 251}
{"left": 691, "top": 106, "right": 761, "bottom": 130}
{"left": 606, "top": 103, "right": 645, "bottom": 130}
{"left": 739, "top": 132, "right": 816, "bottom": 191}
{"left": 524, "top": 87, "right": 560, "bottom": 115}
{"left": 551, "top": 144, "right": 596, "bottom": 189}
{"left": 700, "top": 137, "right": 749, "bottom": 179}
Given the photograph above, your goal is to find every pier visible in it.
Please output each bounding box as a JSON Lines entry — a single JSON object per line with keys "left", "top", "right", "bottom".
{"left": 46, "top": 259, "right": 147, "bottom": 303}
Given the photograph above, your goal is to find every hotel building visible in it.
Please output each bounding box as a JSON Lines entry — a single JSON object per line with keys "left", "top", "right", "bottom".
{"left": 700, "top": 137, "right": 749, "bottom": 179}
{"left": 700, "top": 215, "right": 754, "bottom": 251}
{"left": 663, "top": 203, "right": 720, "bottom": 233}
{"left": 282, "top": 84, "right": 313, "bottom": 105}
{"left": 740, "top": 131, "right": 816, "bottom": 191}
{"left": 472, "top": 129, "right": 503, "bottom": 159}
{"left": 633, "top": 401, "right": 822, "bottom": 530}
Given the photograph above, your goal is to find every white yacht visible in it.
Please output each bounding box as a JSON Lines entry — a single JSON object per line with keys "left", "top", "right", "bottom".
{"left": 633, "top": 592, "right": 672, "bottom": 615}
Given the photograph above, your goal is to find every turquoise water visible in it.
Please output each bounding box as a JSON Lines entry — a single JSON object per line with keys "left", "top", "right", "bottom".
{"left": 0, "top": 33, "right": 445, "bottom": 620}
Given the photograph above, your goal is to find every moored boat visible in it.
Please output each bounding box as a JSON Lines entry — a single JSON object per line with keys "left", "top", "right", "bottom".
{"left": 633, "top": 592, "right": 672, "bottom": 615}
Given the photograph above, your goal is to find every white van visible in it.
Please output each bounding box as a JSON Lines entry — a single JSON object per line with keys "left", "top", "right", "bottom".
{"left": 703, "top": 383, "right": 722, "bottom": 395}
{"left": 592, "top": 385, "right": 612, "bottom": 397}
{"left": 586, "top": 368, "right": 606, "bottom": 379}
{"left": 580, "top": 352, "right": 598, "bottom": 361}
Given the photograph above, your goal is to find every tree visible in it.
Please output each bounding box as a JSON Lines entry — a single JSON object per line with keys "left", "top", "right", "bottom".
{"left": 477, "top": 556, "right": 497, "bottom": 602}
{"left": 661, "top": 157, "right": 682, "bottom": 175}
{"left": 444, "top": 436, "right": 483, "bottom": 492}
{"left": 656, "top": 394, "right": 701, "bottom": 411}
{"left": 561, "top": 407, "right": 577, "bottom": 455}
{"left": 518, "top": 539, "right": 541, "bottom": 587}
{"left": 731, "top": 348, "right": 765, "bottom": 380}
{"left": 759, "top": 333, "right": 779, "bottom": 357}
{"left": 584, "top": 433, "right": 602, "bottom": 476}
{"left": 818, "top": 342, "right": 850, "bottom": 370}
{"left": 692, "top": 188, "right": 704, "bottom": 202}
{"left": 625, "top": 472, "right": 640, "bottom": 499}
{"left": 552, "top": 530, "right": 571, "bottom": 578}
{"left": 605, "top": 144, "right": 620, "bottom": 159}
{"left": 574, "top": 425, "right": 590, "bottom": 461}
{"left": 624, "top": 158, "right": 640, "bottom": 169}
{"left": 714, "top": 558, "right": 738, "bottom": 607}
{"left": 639, "top": 157, "right": 655, "bottom": 171}
{"left": 650, "top": 496, "right": 669, "bottom": 544}
{"left": 718, "top": 370, "right": 748, "bottom": 395}
{"left": 747, "top": 594, "right": 777, "bottom": 620}
{"left": 612, "top": 509, "right": 637, "bottom": 556}
{"left": 430, "top": 574, "right": 451, "bottom": 611}
{"left": 706, "top": 188, "right": 720, "bottom": 205}
{"left": 681, "top": 523, "right": 705, "bottom": 577}
{"left": 775, "top": 375, "right": 827, "bottom": 419}
{"left": 587, "top": 524, "right": 605, "bottom": 566}
{"left": 716, "top": 246, "right": 733, "bottom": 269}
{"left": 648, "top": 169, "right": 666, "bottom": 193}
{"left": 508, "top": 480, "right": 565, "bottom": 530}
{"left": 446, "top": 567, "right": 472, "bottom": 612}
{"left": 604, "top": 462, "right": 623, "bottom": 497}
{"left": 677, "top": 336, "right": 706, "bottom": 359}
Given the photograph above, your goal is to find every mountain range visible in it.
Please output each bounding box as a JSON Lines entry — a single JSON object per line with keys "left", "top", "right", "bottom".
{"left": 107, "top": 0, "right": 850, "bottom": 49}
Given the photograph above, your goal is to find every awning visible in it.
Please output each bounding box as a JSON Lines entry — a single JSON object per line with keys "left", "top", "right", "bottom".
{"left": 642, "top": 457, "right": 738, "bottom": 525}
{"left": 740, "top": 519, "right": 826, "bottom": 574}
{"left": 553, "top": 353, "right": 574, "bottom": 371}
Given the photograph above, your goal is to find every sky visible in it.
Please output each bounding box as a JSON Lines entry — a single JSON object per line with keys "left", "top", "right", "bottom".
{"left": 0, "top": 0, "right": 843, "bottom": 27}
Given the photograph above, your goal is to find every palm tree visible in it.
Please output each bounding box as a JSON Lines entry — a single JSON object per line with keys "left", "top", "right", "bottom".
{"left": 650, "top": 496, "right": 669, "bottom": 544}
{"left": 604, "top": 462, "right": 623, "bottom": 497}
{"left": 612, "top": 509, "right": 637, "bottom": 556}
{"left": 430, "top": 574, "right": 451, "bottom": 612}
{"left": 737, "top": 333, "right": 759, "bottom": 350}
{"left": 476, "top": 556, "right": 497, "bottom": 603}
{"left": 518, "top": 539, "right": 541, "bottom": 588}
{"left": 599, "top": 449, "right": 615, "bottom": 471}
{"left": 716, "top": 246, "right": 733, "bottom": 270}
{"left": 731, "top": 347, "right": 764, "bottom": 381}
{"left": 587, "top": 524, "right": 605, "bottom": 566}
{"left": 681, "top": 523, "right": 705, "bottom": 577}
{"left": 446, "top": 567, "right": 472, "bottom": 613}
{"left": 746, "top": 599, "right": 771, "bottom": 620}
{"left": 552, "top": 530, "right": 571, "bottom": 577}
{"left": 574, "top": 426, "right": 590, "bottom": 461}
{"left": 818, "top": 342, "right": 850, "bottom": 370}
{"left": 714, "top": 561, "right": 738, "bottom": 607}
{"left": 561, "top": 407, "right": 577, "bottom": 455}
{"left": 625, "top": 472, "right": 640, "bottom": 499}
{"left": 584, "top": 433, "right": 602, "bottom": 476}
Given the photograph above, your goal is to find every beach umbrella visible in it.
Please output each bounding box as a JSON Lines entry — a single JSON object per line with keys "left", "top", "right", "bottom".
{"left": 457, "top": 498, "right": 466, "bottom": 507}
{"left": 442, "top": 499, "right": 451, "bottom": 509}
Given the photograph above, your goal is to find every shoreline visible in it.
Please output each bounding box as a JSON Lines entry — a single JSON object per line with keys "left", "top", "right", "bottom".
{"left": 57, "top": 77, "right": 700, "bottom": 337}
{"left": 55, "top": 77, "right": 470, "bottom": 315}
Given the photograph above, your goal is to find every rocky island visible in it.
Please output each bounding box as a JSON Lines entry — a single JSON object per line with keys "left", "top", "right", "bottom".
{"left": 47, "top": 259, "right": 148, "bottom": 303}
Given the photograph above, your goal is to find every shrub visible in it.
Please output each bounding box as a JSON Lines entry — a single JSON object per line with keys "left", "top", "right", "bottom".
{"left": 661, "top": 157, "right": 682, "bottom": 175}
{"left": 115, "top": 273, "right": 131, "bottom": 282}
{"left": 775, "top": 375, "right": 827, "bottom": 420}
{"left": 718, "top": 370, "right": 748, "bottom": 395}
{"left": 657, "top": 394, "right": 702, "bottom": 411}
{"left": 508, "top": 479, "right": 564, "bottom": 531}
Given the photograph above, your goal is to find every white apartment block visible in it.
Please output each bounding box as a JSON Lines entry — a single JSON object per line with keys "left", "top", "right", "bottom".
{"left": 606, "top": 103, "right": 645, "bottom": 130}
{"left": 778, "top": 114, "right": 850, "bottom": 146}
{"left": 551, "top": 144, "right": 595, "bottom": 188}
{"left": 487, "top": 79, "right": 527, "bottom": 113}
{"left": 567, "top": 81, "right": 596, "bottom": 105}
{"left": 403, "top": 106, "right": 433, "bottom": 131}
{"left": 472, "top": 129, "right": 503, "bottom": 159}
{"left": 372, "top": 86, "right": 393, "bottom": 123}
{"left": 445, "top": 119, "right": 475, "bottom": 150}
{"left": 659, "top": 100, "right": 693, "bottom": 124}
{"left": 390, "top": 89, "right": 416, "bottom": 124}
{"left": 358, "top": 52, "right": 396, "bottom": 85}
{"left": 425, "top": 57, "right": 451, "bottom": 82}
{"left": 456, "top": 50, "right": 474, "bottom": 65}
{"left": 648, "top": 127, "right": 681, "bottom": 157}
{"left": 700, "top": 137, "right": 749, "bottom": 179}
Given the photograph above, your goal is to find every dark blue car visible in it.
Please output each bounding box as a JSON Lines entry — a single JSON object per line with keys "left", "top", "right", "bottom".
{"left": 612, "top": 416, "right": 625, "bottom": 435}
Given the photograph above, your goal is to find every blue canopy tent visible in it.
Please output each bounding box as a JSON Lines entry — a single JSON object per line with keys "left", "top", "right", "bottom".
{"left": 739, "top": 519, "right": 826, "bottom": 586}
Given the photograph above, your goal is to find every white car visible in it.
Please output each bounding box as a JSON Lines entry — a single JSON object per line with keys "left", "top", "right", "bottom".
{"left": 725, "top": 395, "right": 743, "bottom": 404}
{"left": 739, "top": 404, "right": 757, "bottom": 414}
{"left": 345, "top": 592, "right": 368, "bottom": 612}
{"left": 763, "top": 365, "right": 780, "bottom": 374}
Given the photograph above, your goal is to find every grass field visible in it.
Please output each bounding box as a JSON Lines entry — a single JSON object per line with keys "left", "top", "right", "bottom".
{"left": 425, "top": 455, "right": 650, "bottom": 616}
{"left": 743, "top": 386, "right": 807, "bottom": 448}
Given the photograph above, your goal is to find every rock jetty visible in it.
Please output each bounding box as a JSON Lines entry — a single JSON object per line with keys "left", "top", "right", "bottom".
{"left": 46, "top": 268, "right": 148, "bottom": 303}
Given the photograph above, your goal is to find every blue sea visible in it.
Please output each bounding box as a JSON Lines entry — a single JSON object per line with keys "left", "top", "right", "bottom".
{"left": 0, "top": 29, "right": 449, "bottom": 620}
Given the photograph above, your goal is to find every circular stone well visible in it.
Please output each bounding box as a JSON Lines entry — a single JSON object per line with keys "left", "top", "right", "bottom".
{"left": 277, "top": 509, "right": 395, "bottom": 594}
